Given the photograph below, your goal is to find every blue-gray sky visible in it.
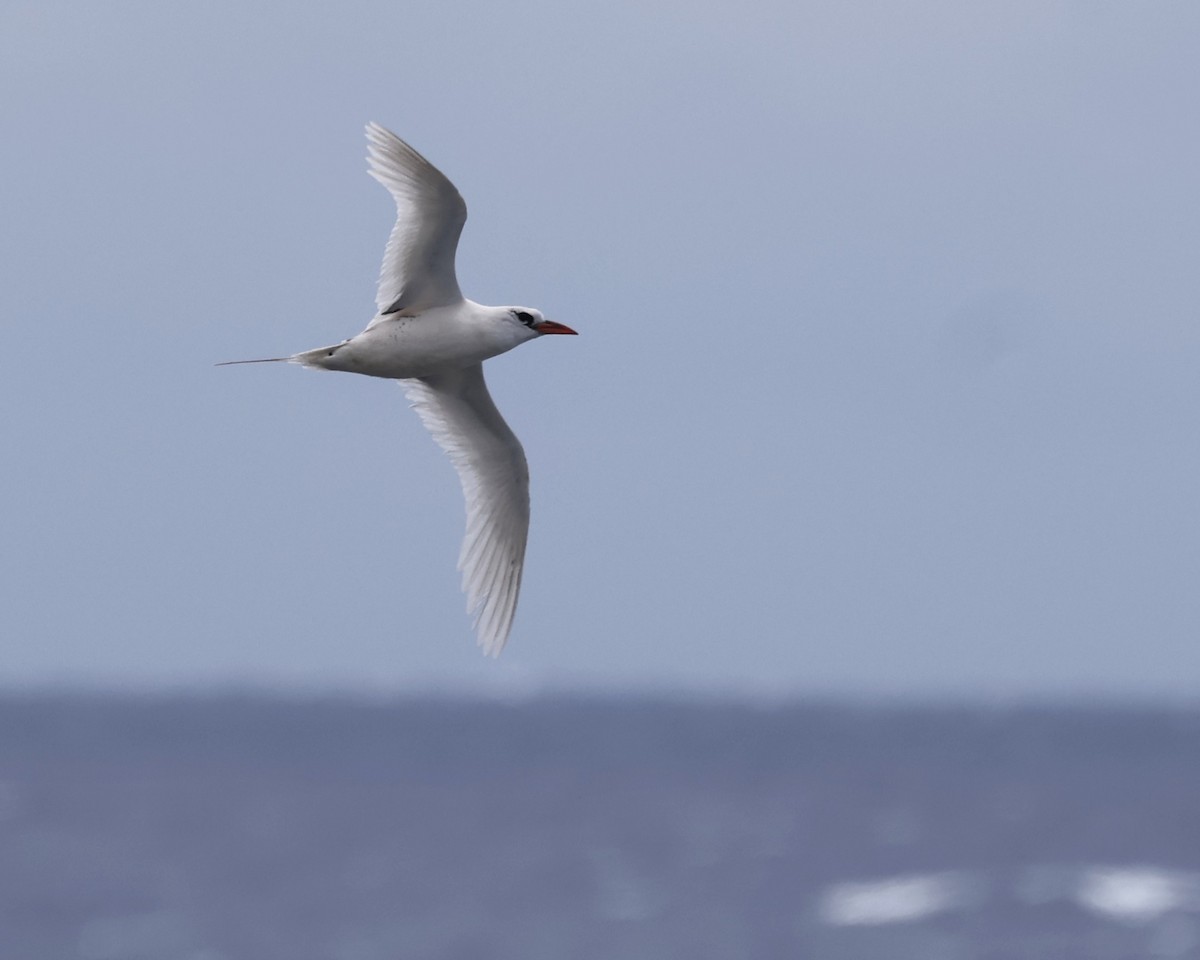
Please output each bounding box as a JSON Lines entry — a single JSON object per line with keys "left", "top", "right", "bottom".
{"left": 3, "top": 1, "right": 1198, "bottom": 697}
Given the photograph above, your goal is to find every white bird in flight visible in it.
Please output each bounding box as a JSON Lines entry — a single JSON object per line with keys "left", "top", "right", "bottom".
{"left": 220, "top": 123, "right": 577, "bottom": 655}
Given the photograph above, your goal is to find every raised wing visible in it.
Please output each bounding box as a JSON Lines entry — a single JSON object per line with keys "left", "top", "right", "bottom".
{"left": 366, "top": 122, "right": 467, "bottom": 316}
{"left": 403, "top": 364, "right": 530, "bottom": 655}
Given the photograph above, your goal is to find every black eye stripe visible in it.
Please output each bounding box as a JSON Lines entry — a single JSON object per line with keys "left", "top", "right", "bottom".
{"left": 514, "top": 311, "right": 535, "bottom": 326}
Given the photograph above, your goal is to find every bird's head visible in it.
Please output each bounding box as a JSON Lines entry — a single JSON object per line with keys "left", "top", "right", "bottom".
{"left": 507, "top": 307, "right": 577, "bottom": 338}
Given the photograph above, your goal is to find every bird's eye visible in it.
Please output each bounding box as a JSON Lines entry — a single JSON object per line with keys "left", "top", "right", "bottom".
{"left": 514, "top": 311, "right": 535, "bottom": 326}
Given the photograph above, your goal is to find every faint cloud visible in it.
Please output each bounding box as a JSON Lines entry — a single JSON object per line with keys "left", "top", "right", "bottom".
{"left": 933, "top": 290, "right": 1040, "bottom": 373}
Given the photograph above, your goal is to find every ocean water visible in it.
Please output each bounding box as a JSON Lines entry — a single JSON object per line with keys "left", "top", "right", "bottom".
{"left": 1, "top": 694, "right": 1199, "bottom": 959}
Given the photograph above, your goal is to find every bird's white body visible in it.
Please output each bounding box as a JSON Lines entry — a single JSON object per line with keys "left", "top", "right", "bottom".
{"left": 221, "top": 123, "right": 575, "bottom": 655}
{"left": 298, "top": 300, "right": 539, "bottom": 380}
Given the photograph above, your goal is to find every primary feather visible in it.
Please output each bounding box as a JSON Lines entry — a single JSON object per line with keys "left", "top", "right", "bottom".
{"left": 404, "top": 364, "right": 530, "bottom": 656}
{"left": 366, "top": 122, "right": 467, "bottom": 316}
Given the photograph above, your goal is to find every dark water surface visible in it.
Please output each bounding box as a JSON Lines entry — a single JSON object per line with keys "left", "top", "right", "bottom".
{"left": 2, "top": 694, "right": 1199, "bottom": 959}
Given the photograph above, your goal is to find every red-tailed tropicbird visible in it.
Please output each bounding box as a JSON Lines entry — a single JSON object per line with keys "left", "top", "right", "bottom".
{"left": 220, "top": 123, "right": 577, "bottom": 654}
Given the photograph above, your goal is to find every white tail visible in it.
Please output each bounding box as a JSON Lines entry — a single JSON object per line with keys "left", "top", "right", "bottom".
{"left": 217, "top": 343, "right": 345, "bottom": 370}
{"left": 215, "top": 357, "right": 291, "bottom": 366}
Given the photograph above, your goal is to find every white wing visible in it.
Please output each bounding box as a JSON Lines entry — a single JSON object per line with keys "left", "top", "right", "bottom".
{"left": 404, "top": 364, "right": 530, "bottom": 655}
{"left": 366, "top": 122, "right": 467, "bottom": 316}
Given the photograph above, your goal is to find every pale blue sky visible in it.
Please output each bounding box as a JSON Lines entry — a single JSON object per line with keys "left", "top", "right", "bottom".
{"left": 2, "top": 1, "right": 1198, "bottom": 697}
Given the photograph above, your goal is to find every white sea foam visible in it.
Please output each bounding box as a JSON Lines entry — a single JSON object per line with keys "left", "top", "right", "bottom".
{"left": 1075, "top": 867, "right": 1200, "bottom": 923}
{"left": 819, "top": 871, "right": 972, "bottom": 926}
{"left": 819, "top": 864, "right": 1200, "bottom": 930}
